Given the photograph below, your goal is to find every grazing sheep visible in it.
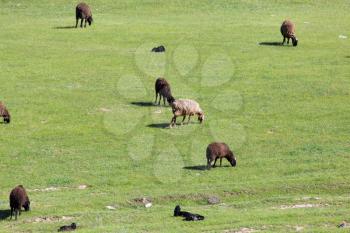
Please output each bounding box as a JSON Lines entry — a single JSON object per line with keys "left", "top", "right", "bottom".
{"left": 151, "top": 45, "right": 165, "bottom": 52}
{"left": 154, "top": 78, "right": 175, "bottom": 106}
{"left": 206, "top": 142, "right": 236, "bottom": 170}
{"left": 0, "top": 102, "right": 10, "bottom": 123}
{"left": 58, "top": 223, "right": 77, "bottom": 232}
{"left": 169, "top": 99, "right": 204, "bottom": 127}
{"left": 174, "top": 205, "right": 204, "bottom": 221}
{"left": 9, "top": 185, "right": 30, "bottom": 220}
{"left": 75, "top": 2, "right": 93, "bottom": 28}
{"left": 280, "top": 20, "right": 298, "bottom": 46}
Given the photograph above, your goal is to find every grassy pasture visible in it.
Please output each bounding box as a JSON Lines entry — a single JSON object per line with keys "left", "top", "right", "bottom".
{"left": 0, "top": 0, "right": 349, "bottom": 232}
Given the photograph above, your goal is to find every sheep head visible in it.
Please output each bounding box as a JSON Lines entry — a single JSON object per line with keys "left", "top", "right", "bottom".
{"left": 23, "top": 199, "right": 30, "bottom": 211}
{"left": 227, "top": 151, "right": 237, "bottom": 167}
{"left": 167, "top": 96, "right": 175, "bottom": 104}
{"left": 292, "top": 36, "right": 298, "bottom": 46}
{"left": 71, "top": 223, "right": 77, "bottom": 229}
{"left": 3, "top": 115, "right": 10, "bottom": 123}
{"left": 174, "top": 205, "right": 181, "bottom": 216}
{"left": 198, "top": 112, "right": 204, "bottom": 123}
{"left": 87, "top": 16, "right": 93, "bottom": 25}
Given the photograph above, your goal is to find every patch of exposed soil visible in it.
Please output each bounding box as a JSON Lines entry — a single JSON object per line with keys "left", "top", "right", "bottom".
{"left": 224, "top": 227, "right": 256, "bottom": 233}
{"left": 26, "top": 216, "right": 73, "bottom": 223}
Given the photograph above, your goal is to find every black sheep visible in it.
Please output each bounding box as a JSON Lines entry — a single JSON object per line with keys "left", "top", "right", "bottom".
{"left": 76, "top": 2, "right": 93, "bottom": 28}
{"left": 174, "top": 205, "right": 204, "bottom": 221}
{"left": 9, "top": 185, "right": 30, "bottom": 220}
{"left": 58, "top": 223, "right": 77, "bottom": 232}
{"left": 154, "top": 78, "right": 175, "bottom": 106}
{"left": 0, "top": 101, "right": 10, "bottom": 123}
{"left": 151, "top": 45, "right": 165, "bottom": 52}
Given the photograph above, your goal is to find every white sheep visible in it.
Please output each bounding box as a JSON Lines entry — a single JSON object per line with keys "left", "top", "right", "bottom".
{"left": 169, "top": 99, "right": 204, "bottom": 128}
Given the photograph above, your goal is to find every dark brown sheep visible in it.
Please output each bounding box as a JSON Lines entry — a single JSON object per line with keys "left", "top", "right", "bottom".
{"left": 206, "top": 142, "right": 236, "bottom": 170}
{"left": 9, "top": 185, "right": 30, "bottom": 220}
{"left": 75, "top": 2, "right": 93, "bottom": 28}
{"left": 0, "top": 101, "right": 11, "bottom": 124}
{"left": 280, "top": 20, "right": 298, "bottom": 46}
{"left": 154, "top": 78, "right": 175, "bottom": 106}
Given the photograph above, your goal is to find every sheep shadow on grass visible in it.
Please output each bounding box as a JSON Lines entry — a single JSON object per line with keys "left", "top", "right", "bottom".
{"left": 131, "top": 102, "right": 156, "bottom": 107}
{"left": 53, "top": 26, "right": 76, "bottom": 29}
{"left": 147, "top": 123, "right": 169, "bottom": 128}
{"left": 0, "top": 210, "right": 11, "bottom": 220}
{"left": 183, "top": 165, "right": 208, "bottom": 171}
{"left": 259, "top": 42, "right": 283, "bottom": 46}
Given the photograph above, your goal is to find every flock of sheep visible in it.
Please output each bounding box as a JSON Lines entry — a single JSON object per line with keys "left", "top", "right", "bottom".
{"left": 0, "top": 1, "right": 299, "bottom": 228}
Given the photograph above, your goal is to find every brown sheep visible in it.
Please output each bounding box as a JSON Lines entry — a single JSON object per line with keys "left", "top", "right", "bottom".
{"left": 206, "top": 142, "right": 236, "bottom": 170}
{"left": 76, "top": 2, "right": 93, "bottom": 28}
{"left": 280, "top": 20, "right": 298, "bottom": 46}
{"left": 9, "top": 185, "right": 30, "bottom": 220}
{"left": 0, "top": 101, "right": 10, "bottom": 124}
{"left": 154, "top": 78, "right": 175, "bottom": 106}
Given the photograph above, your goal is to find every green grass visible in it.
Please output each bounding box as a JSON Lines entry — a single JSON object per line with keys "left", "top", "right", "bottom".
{"left": 0, "top": 0, "right": 349, "bottom": 232}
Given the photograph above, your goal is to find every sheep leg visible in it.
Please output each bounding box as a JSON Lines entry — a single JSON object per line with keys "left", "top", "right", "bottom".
{"left": 213, "top": 158, "right": 218, "bottom": 167}
{"left": 155, "top": 92, "right": 158, "bottom": 104}
{"left": 170, "top": 116, "right": 177, "bottom": 127}
{"left": 187, "top": 115, "right": 191, "bottom": 124}
{"left": 163, "top": 96, "right": 166, "bottom": 106}
{"left": 207, "top": 158, "right": 212, "bottom": 170}
{"left": 220, "top": 158, "right": 222, "bottom": 166}
{"left": 15, "top": 209, "right": 18, "bottom": 220}
{"left": 10, "top": 208, "right": 13, "bottom": 220}
{"left": 75, "top": 18, "right": 79, "bottom": 28}
{"left": 80, "top": 19, "right": 83, "bottom": 28}
{"left": 158, "top": 95, "right": 161, "bottom": 105}
{"left": 181, "top": 115, "right": 186, "bottom": 125}
{"left": 84, "top": 19, "right": 87, "bottom": 27}
{"left": 282, "top": 37, "right": 286, "bottom": 44}
{"left": 287, "top": 38, "right": 290, "bottom": 44}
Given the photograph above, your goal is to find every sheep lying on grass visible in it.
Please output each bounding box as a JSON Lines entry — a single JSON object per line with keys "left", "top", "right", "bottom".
{"left": 169, "top": 99, "right": 204, "bottom": 128}
{"left": 155, "top": 78, "right": 175, "bottom": 106}
{"left": 206, "top": 142, "right": 236, "bottom": 170}
{"left": 280, "top": 20, "right": 298, "bottom": 46}
{"left": 9, "top": 185, "right": 30, "bottom": 220}
{"left": 76, "top": 2, "right": 93, "bottom": 28}
{"left": 174, "top": 205, "right": 204, "bottom": 221}
{"left": 151, "top": 45, "right": 165, "bottom": 52}
{"left": 58, "top": 223, "right": 77, "bottom": 232}
{"left": 0, "top": 101, "right": 10, "bottom": 123}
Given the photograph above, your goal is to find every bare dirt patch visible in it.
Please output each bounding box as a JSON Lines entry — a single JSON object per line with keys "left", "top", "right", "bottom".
{"left": 223, "top": 190, "right": 255, "bottom": 197}
{"left": 26, "top": 216, "right": 73, "bottom": 223}
{"left": 28, "top": 185, "right": 90, "bottom": 192}
{"left": 29, "top": 187, "right": 63, "bottom": 192}
{"left": 156, "top": 193, "right": 209, "bottom": 203}
{"left": 224, "top": 227, "right": 256, "bottom": 233}
{"left": 278, "top": 203, "right": 326, "bottom": 209}
{"left": 128, "top": 197, "right": 152, "bottom": 208}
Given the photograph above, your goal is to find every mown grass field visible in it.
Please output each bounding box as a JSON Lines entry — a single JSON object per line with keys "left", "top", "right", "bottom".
{"left": 0, "top": 0, "right": 349, "bottom": 232}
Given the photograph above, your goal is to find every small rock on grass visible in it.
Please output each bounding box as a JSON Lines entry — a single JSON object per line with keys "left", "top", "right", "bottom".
{"left": 106, "top": 205, "right": 117, "bottom": 210}
{"left": 208, "top": 196, "right": 220, "bottom": 204}
{"left": 133, "top": 197, "right": 152, "bottom": 208}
